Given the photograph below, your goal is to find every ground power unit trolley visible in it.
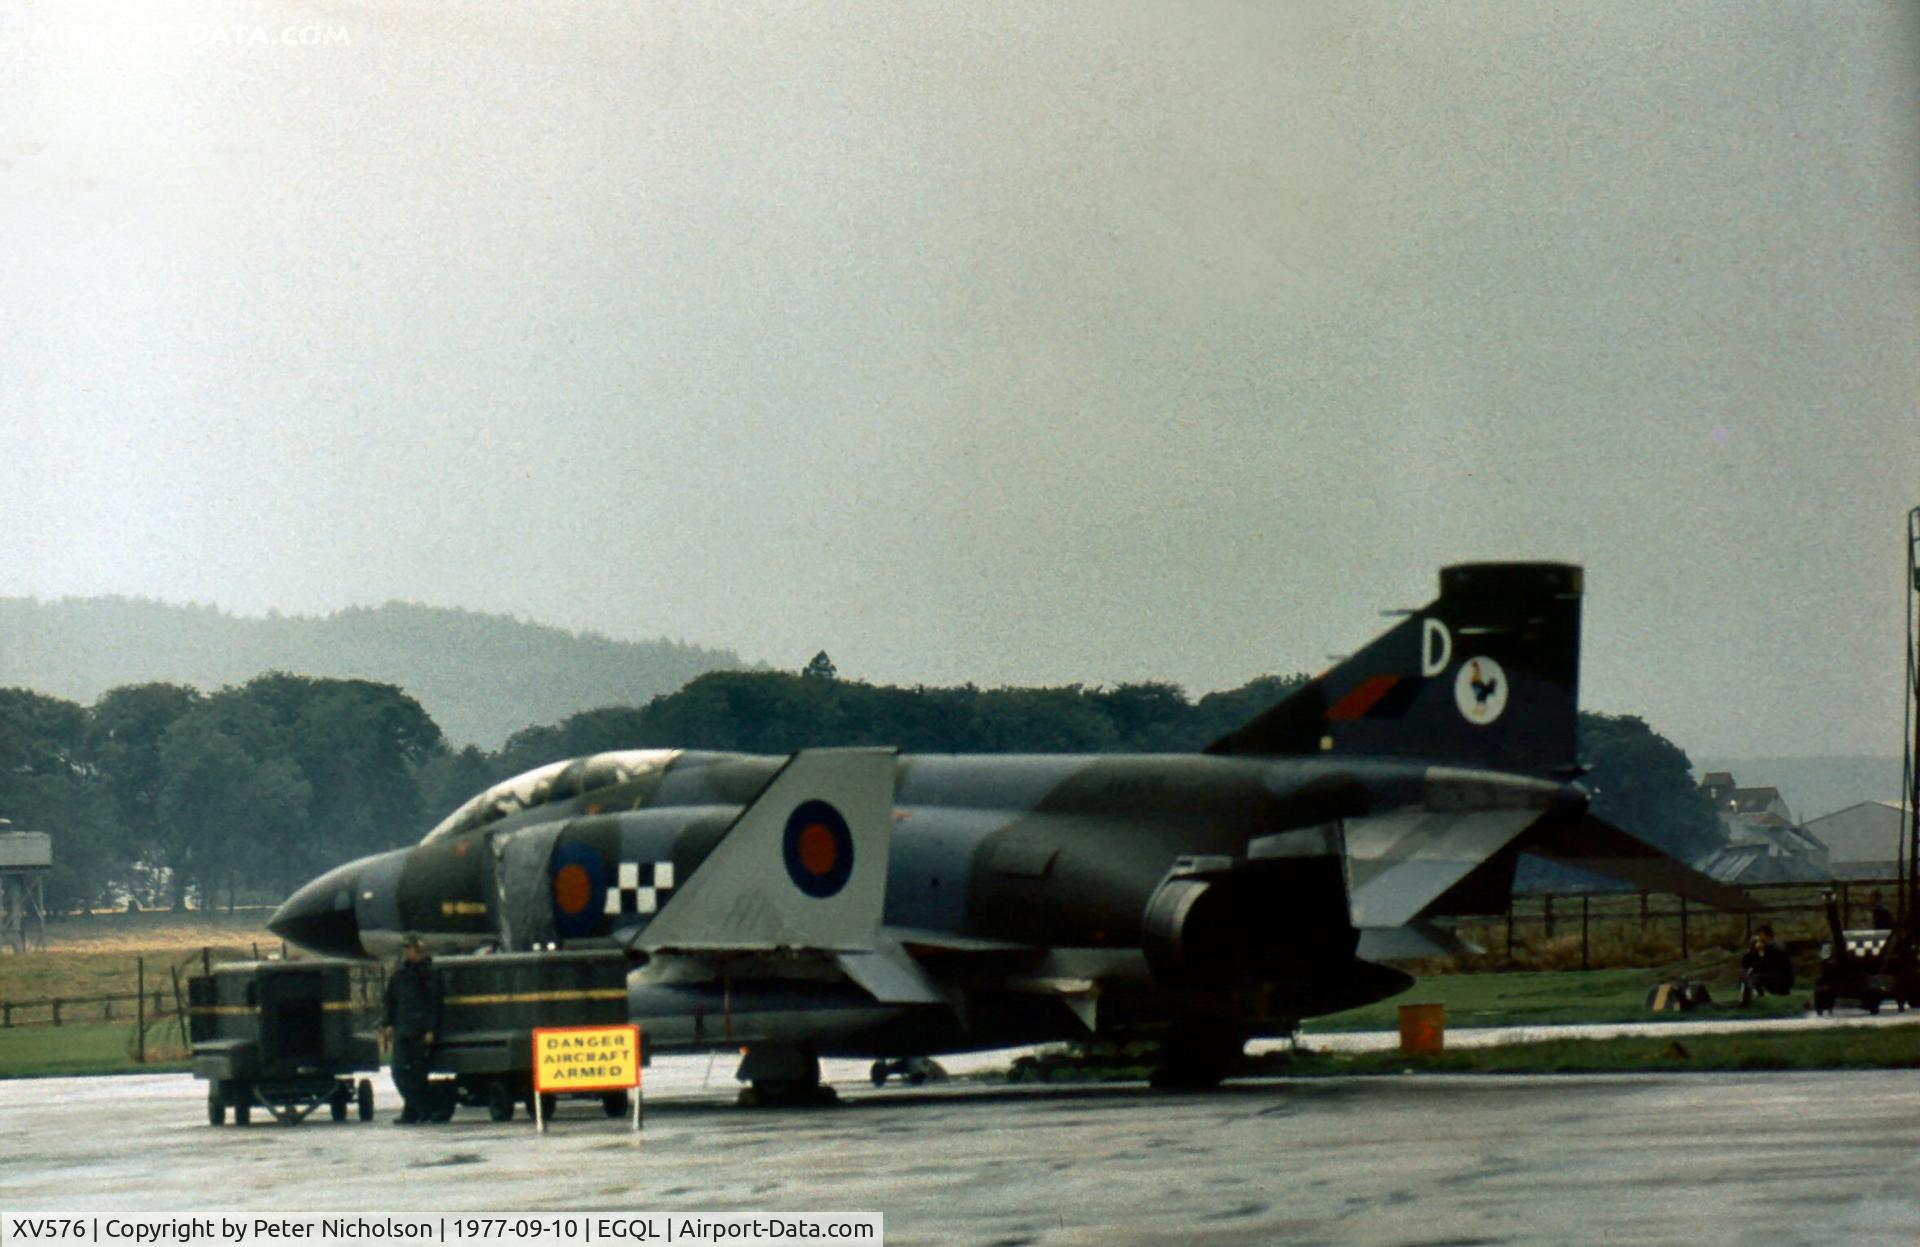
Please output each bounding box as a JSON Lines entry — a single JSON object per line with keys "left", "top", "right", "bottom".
{"left": 430, "top": 949, "right": 635, "bottom": 1122}
{"left": 188, "top": 959, "right": 380, "bottom": 1125}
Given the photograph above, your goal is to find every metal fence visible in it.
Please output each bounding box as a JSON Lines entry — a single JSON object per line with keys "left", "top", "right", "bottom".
{"left": 1471, "top": 878, "right": 1904, "bottom": 970}
{"left": 0, "top": 946, "right": 385, "bottom": 1065}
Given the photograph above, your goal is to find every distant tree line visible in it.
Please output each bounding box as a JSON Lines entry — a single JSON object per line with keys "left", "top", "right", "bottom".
{"left": 0, "top": 661, "right": 1725, "bottom": 913}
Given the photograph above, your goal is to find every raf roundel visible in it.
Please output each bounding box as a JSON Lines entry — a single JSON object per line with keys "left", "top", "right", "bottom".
{"left": 550, "top": 842, "right": 609, "bottom": 938}
{"left": 783, "top": 800, "right": 855, "bottom": 899}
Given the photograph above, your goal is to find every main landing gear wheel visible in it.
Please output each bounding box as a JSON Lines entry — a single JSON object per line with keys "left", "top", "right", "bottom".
{"left": 746, "top": 1080, "right": 839, "bottom": 1107}
{"left": 737, "top": 1047, "right": 836, "bottom": 1107}
{"left": 1150, "top": 1024, "right": 1242, "bottom": 1090}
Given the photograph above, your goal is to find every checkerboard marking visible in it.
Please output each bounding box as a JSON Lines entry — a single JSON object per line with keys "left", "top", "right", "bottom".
{"left": 605, "top": 860, "right": 675, "bottom": 916}
{"left": 1843, "top": 930, "right": 1891, "bottom": 958}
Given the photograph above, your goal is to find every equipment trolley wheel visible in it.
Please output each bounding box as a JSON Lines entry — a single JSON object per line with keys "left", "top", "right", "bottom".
{"left": 356, "top": 1079, "right": 374, "bottom": 1122}
{"left": 231, "top": 1085, "right": 252, "bottom": 1127}
{"left": 601, "top": 1091, "right": 630, "bottom": 1118}
{"left": 524, "top": 1092, "right": 557, "bottom": 1121}
{"left": 208, "top": 1083, "right": 226, "bottom": 1127}
{"left": 329, "top": 1084, "right": 350, "bottom": 1122}
{"left": 487, "top": 1082, "right": 517, "bottom": 1122}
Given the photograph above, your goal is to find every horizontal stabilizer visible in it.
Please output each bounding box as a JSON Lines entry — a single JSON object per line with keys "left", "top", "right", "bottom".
{"left": 1521, "top": 814, "right": 1758, "bottom": 913}
{"left": 636, "top": 747, "right": 898, "bottom": 952}
{"left": 1357, "top": 920, "right": 1484, "bottom": 962}
{"left": 1345, "top": 807, "right": 1541, "bottom": 929}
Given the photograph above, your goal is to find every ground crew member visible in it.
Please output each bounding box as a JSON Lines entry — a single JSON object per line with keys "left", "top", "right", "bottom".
{"left": 1739, "top": 925, "right": 1794, "bottom": 1006}
{"left": 382, "top": 933, "right": 443, "bottom": 1124}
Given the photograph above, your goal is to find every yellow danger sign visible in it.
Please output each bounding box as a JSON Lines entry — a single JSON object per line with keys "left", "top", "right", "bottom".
{"left": 532, "top": 1024, "right": 642, "bottom": 1093}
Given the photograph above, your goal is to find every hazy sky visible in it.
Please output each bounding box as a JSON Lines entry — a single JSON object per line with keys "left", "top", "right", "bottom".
{"left": 3, "top": 2, "right": 1916, "bottom": 759}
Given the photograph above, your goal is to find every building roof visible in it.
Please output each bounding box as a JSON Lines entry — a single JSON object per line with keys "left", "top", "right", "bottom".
{"left": 1723, "top": 814, "right": 1826, "bottom": 856}
{"left": 1801, "top": 800, "right": 1911, "bottom": 869}
{"left": 1806, "top": 800, "right": 1910, "bottom": 823}
{"left": 1716, "top": 787, "right": 1792, "bottom": 818}
{"left": 1697, "top": 845, "right": 1831, "bottom": 885}
{"left": 1701, "top": 771, "right": 1736, "bottom": 788}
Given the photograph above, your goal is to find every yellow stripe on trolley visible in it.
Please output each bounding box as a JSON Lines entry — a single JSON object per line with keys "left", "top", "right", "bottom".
{"left": 446, "top": 989, "right": 628, "bottom": 1006}
{"left": 189, "top": 1001, "right": 360, "bottom": 1015}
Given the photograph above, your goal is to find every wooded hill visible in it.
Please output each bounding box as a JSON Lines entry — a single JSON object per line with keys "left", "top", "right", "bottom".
{"left": 0, "top": 596, "right": 745, "bottom": 748}
{"left": 0, "top": 660, "right": 1727, "bottom": 916}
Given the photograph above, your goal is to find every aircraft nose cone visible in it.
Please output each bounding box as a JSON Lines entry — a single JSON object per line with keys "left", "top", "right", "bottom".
{"left": 268, "top": 862, "right": 365, "bottom": 958}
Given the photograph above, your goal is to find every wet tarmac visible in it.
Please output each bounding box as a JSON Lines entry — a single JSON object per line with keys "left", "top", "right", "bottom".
{"left": 3, "top": 1056, "right": 1919, "bottom": 1246}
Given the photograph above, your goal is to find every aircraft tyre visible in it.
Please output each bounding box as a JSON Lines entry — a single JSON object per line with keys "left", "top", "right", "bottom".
{"left": 736, "top": 1047, "right": 836, "bottom": 1107}
{"left": 1150, "top": 1024, "right": 1241, "bottom": 1090}
{"left": 743, "top": 1080, "right": 839, "bottom": 1107}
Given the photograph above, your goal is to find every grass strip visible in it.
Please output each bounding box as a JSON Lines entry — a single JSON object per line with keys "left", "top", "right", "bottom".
{"left": 0, "top": 1023, "right": 190, "bottom": 1078}
{"left": 1277, "top": 1025, "right": 1920, "bottom": 1076}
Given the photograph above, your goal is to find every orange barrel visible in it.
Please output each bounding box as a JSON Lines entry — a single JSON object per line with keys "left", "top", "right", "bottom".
{"left": 1397, "top": 1003, "right": 1446, "bottom": 1054}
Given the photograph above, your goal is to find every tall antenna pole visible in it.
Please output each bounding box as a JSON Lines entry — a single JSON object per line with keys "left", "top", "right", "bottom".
{"left": 1905, "top": 507, "right": 1919, "bottom": 930}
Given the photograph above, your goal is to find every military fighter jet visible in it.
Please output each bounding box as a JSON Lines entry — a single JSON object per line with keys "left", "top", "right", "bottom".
{"left": 271, "top": 562, "right": 1749, "bottom": 1096}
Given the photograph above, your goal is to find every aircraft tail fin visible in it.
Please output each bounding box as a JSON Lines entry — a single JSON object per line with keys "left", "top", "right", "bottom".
{"left": 1207, "top": 563, "right": 1583, "bottom": 775}
{"left": 634, "top": 747, "right": 898, "bottom": 953}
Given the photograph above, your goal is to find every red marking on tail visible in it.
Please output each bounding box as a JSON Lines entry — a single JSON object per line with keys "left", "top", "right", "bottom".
{"left": 1327, "top": 675, "right": 1403, "bottom": 721}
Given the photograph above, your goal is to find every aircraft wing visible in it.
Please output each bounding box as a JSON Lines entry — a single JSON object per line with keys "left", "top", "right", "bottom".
{"left": 632, "top": 747, "right": 898, "bottom": 953}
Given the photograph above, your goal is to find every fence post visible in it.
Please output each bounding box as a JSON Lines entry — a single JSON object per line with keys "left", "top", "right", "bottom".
{"left": 137, "top": 957, "right": 146, "bottom": 1066}
{"left": 1543, "top": 893, "right": 1556, "bottom": 941}
{"left": 1505, "top": 897, "right": 1515, "bottom": 959}
{"left": 1581, "top": 896, "right": 1590, "bottom": 971}
{"left": 171, "top": 965, "right": 188, "bottom": 1048}
{"left": 1679, "top": 896, "right": 1689, "bottom": 959}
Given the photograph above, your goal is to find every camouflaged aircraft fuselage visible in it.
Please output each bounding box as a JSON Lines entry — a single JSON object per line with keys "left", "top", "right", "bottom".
{"left": 271, "top": 563, "right": 1751, "bottom": 1070}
